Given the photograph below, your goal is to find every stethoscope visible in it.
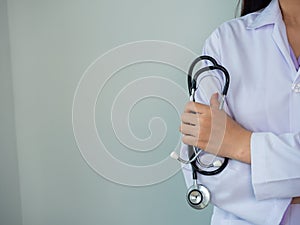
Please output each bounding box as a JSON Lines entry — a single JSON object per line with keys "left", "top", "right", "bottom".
{"left": 170, "top": 55, "right": 230, "bottom": 210}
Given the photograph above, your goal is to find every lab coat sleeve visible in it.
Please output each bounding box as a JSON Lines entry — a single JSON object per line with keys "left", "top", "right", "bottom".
{"left": 180, "top": 28, "right": 291, "bottom": 225}
{"left": 251, "top": 132, "right": 300, "bottom": 200}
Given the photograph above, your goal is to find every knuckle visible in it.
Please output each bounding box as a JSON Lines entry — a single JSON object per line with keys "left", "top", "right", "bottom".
{"left": 179, "top": 124, "right": 184, "bottom": 133}
{"left": 178, "top": 124, "right": 182, "bottom": 132}
{"left": 181, "top": 135, "right": 188, "bottom": 144}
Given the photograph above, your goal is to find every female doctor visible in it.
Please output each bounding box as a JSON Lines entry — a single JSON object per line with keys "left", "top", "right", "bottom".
{"left": 179, "top": 0, "right": 300, "bottom": 224}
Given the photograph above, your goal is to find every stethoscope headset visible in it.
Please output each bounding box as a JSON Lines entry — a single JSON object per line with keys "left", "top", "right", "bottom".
{"left": 170, "top": 55, "right": 231, "bottom": 210}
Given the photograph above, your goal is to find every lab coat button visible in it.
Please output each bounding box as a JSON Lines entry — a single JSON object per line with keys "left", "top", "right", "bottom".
{"left": 292, "top": 83, "right": 300, "bottom": 93}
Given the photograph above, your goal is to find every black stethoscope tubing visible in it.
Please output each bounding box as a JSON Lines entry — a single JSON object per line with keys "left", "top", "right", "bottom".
{"left": 187, "top": 55, "right": 230, "bottom": 177}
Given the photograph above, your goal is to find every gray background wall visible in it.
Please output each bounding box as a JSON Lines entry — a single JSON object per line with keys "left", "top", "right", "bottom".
{"left": 0, "top": 0, "right": 236, "bottom": 224}
{"left": 0, "top": 0, "right": 22, "bottom": 224}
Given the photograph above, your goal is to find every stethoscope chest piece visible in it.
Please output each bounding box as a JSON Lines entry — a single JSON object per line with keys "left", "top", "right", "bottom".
{"left": 186, "top": 181, "right": 210, "bottom": 210}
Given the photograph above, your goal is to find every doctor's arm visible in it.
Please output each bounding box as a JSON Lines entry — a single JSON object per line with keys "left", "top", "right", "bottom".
{"left": 180, "top": 97, "right": 300, "bottom": 224}
{"left": 180, "top": 95, "right": 300, "bottom": 201}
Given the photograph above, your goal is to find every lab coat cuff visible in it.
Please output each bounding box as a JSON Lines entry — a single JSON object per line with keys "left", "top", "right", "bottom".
{"left": 251, "top": 131, "right": 300, "bottom": 201}
{"left": 250, "top": 132, "right": 268, "bottom": 200}
{"left": 250, "top": 132, "right": 295, "bottom": 202}
{"left": 251, "top": 131, "right": 292, "bottom": 225}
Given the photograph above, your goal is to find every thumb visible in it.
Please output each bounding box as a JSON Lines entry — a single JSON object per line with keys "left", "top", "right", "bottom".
{"left": 210, "top": 92, "right": 220, "bottom": 109}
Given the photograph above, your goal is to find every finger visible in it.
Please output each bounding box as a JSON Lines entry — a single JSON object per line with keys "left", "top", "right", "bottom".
{"left": 184, "top": 101, "right": 209, "bottom": 114}
{"left": 179, "top": 123, "right": 198, "bottom": 137}
{"left": 210, "top": 92, "right": 220, "bottom": 109}
{"left": 182, "top": 135, "right": 197, "bottom": 147}
{"left": 181, "top": 112, "right": 199, "bottom": 125}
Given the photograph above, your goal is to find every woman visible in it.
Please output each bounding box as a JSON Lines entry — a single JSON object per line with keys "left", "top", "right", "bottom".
{"left": 180, "top": 0, "right": 300, "bottom": 224}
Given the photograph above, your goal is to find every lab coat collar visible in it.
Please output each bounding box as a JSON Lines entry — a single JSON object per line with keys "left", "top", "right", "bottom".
{"left": 246, "top": 0, "right": 297, "bottom": 75}
{"left": 247, "top": 0, "right": 282, "bottom": 29}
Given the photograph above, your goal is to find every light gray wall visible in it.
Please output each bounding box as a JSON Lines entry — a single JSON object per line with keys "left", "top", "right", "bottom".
{"left": 0, "top": 0, "right": 22, "bottom": 224}
{"left": 3, "top": 0, "right": 237, "bottom": 225}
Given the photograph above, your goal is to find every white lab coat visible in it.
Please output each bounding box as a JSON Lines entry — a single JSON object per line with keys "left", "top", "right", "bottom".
{"left": 181, "top": 0, "right": 300, "bottom": 224}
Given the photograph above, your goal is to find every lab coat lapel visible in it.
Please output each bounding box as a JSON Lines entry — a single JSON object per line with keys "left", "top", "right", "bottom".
{"left": 247, "top": 0, "right": 295, "bottom": 74}
{"left": 272, "top": 15, "right": 296, "bottom": 74}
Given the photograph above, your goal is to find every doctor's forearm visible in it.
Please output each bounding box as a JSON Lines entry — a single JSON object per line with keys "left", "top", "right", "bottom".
{"left": 227, "top": 129, "right": 252, "bottom": 164}
{"left": 223, "top": 122, "right": 252, "bottom": 164}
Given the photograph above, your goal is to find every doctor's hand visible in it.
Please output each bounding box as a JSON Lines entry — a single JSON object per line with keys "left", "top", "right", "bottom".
{"left": 179, "top": 93, "right": 252, "bottom": 164}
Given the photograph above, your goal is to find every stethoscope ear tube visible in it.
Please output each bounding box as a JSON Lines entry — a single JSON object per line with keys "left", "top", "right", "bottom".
{"left": 216, "top": 64, "right": 230, "bottom": 96}
{"left": 190, "top": 64, "right": 230, "bottom": 97}
{"left": 187, "top": 55, "right": 219, "bottom": 96}
{"left": 190, "top": 153, "right": 229, "bottom": 176}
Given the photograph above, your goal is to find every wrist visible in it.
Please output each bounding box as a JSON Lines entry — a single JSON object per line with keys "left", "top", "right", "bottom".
{"left": 233, "top": 129, "right": 252, "bottom": 164}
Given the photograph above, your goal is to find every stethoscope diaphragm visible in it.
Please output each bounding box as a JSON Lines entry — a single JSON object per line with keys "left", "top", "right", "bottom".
{"left": 186, "top": 180, "right": 210, "bottom": 210}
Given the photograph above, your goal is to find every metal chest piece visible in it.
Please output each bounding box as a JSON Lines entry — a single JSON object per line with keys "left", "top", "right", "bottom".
{"left": 186, "top": 181, "right": 211, "bottom": 210}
